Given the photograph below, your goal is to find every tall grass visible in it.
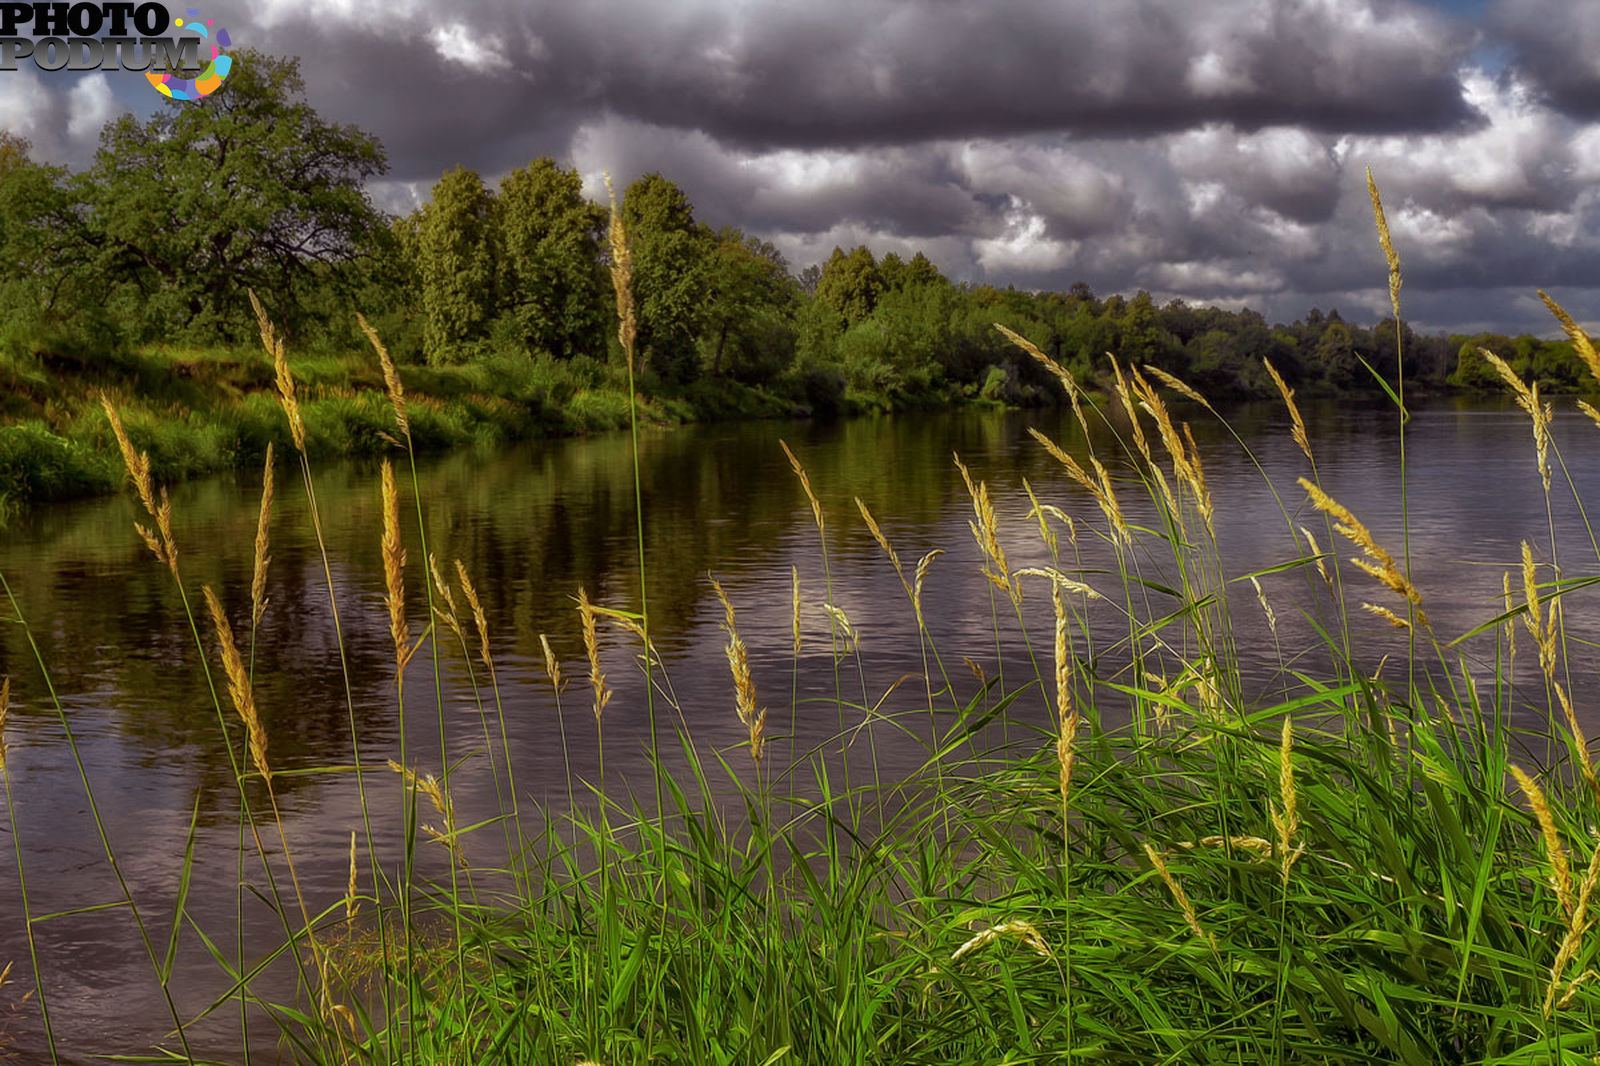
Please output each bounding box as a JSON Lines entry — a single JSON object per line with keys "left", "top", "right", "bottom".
{"left": 4, "top": 182, "right": 1600, "bottom": 1065}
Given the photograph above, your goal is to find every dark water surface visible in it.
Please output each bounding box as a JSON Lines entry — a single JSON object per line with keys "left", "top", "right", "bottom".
{"left": 1, "top": 398, "right": 1597, "bottom": 1061}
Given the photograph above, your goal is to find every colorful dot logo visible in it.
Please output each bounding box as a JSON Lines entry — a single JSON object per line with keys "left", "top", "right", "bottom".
{"left": 146, "top": 8, "right": 233, "bottom": 100}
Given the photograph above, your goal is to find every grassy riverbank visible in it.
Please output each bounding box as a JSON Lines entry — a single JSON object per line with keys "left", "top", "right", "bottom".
{"left": 5, "top": 194, "right": 1600, "bottom": 1065}
{"left": 0, "top": 340, "right": 819, "bottom": 513}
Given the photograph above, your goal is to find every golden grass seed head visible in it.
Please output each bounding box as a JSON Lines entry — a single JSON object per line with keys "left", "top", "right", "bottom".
{"left": 1142, "top": 843, "right": 1214, "bottom": 947}
{"left": 779, "top": 439, "right": 825, "bottom": 533}
{"left": 995, "top": 322, "right": 1081, "bottom": 409}
{"left": 1026, "top": 429, "right": 1128, "bottom": 545}
{"left": 1108, "top": 356, "right": 1150, "bottom": 460}
{"left": 1183, "top": 835, "right": 1276, "bottom": 858}
{"left": 1250, "top": 576, "right": 1278, "bottom": 638}
{"left": 604, "top": 174, "right": 638, "bottom": 370}
{"left": 1264, "top": 360, "right": 1312, "bottom": 465}
{"left": 0, "top": 676, "right": 9, "bottom": 770}
{"left": 1090, "top": 457, "right": 1130, "bottom": 544}
{"left": 855, "top": 497, "right": 907, "bottom": 585}
{"left": 345, "top": 830, "right": 359, "bottom": 921}
{"left": 1580, "top": 400, "right": 1600, "bottom": 432}
{"left": 1021, "top": 478, "right": 1059, "bottom": 558}
{"left": 1361, "top": 603, "right": 1411, "bottom": 629}
{"left": 380, "top": 461, "right": 411, "bottom": 673}
{"left": 1554, "top": 682, "right": 1597, "bottom": 798}
{"left": 538, "top": 634, "right": 563, "bottom": 692}
{"left": 709, "top": 575, "right": 763, "bottom": 764}
{"left": 250, "top": 444, "right": 274, "bottom": 628}
{"left": 453, "top": 559, "right": 492, "bottom": 671}
{"left": 427, "top": 553, "right": 464, "bottom": 644}
{"left": 951, "top": 919, "right": 1053, "bottom": 962}
{"left": 1366, "top": 167, "right": 1403, "bottom": 321}
{"left": 1539, "top": 290, "right": 1600, "bottom": 389}
{"left": 953, "top": 453, "right": 1016, "bottom": 603}
{"left": 1503, "top": 570, "right": 1518, "bottom": 660}
{"left": 202, "top": 585, "right": 271, "bottom": 786}
{"left": 1271, "top": 716, "right": 1304, "bottom": 882}
{"left": 1521, "top": 541, "right": 1558, "bottom": 679}
{"left": 100, "top": 395, "right": 157, "bottom": 518}
{"left": 1181, "top": 423, "right": 1214, "bottom": 531}
{"left": 791, "top": 565, "right": 803, "bottom": 654}
{"left": 250, "top": 290, "right": 306, "bottom": 453}
{"left": 1143, "top": 364, "right": 1214, "bottom": 412}
{"left": 1052, "top": 584, "right": 1080, "bottom": 814}
{"left": 1299, "top": 525, "right": 1332, "bottom": 591}
{"left": 1299, "top": 477, "right": 1423, "bottom": 616}
{"left": 1544, "top": 835, "right": 1600, "bottom": 1015}
{"left": 357, "top": 312, "right": 409, "bottom": 443}
{"left": 102, "top": 397, "right": 179, "bottom": 576}
{"left": 1480, "top": 348, "right": 1552, "bottom": 492}
{"left": 576, "top": 588, "right": 611, "bottom": 722}
{"left": 1132, "top": 368, "right": 1193, "bottom": 488}
{"left": 1028, "top": 428, "right": 1096, "bottom": 494}
{"left": 154, "top": 489, "right": 179, "bottom": 580}
{"left": 1521, "top": 540, "right": 1541, "bottom": 640}
{"left": 912, "top": 549, "right": 943, "bottom": 631}
{"left": 388, "top": 760, "right": 464, "bottom": 867}
{"left": 822, "top": 602, "right": 858, "bottom": 655}
{"left": 1510, "top": 763, "right": 1575, "bottom": 918}
{"left": 1014, "top": 567, "right": 1102, "bottom": 601}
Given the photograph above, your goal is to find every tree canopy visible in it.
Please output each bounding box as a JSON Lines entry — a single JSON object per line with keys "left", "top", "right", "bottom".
{"left": 82, "top": 50, "right": 386, "bottom": 340}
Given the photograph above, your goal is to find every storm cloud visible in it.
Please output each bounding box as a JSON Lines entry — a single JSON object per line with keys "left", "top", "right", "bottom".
{"left": 5, "top": 0, "right": 1597, "bottom": 334}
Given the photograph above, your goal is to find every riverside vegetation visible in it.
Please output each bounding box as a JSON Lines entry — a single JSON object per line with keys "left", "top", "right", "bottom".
{"left": 2, "top": 52, "right": 1597, "bottom": 513}
{"left": 4, "top": 171, "right": 1600, "bottom": 1065}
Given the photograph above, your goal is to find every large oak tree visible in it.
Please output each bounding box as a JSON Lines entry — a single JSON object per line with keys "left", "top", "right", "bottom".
{"left": 82, "top": 50, "right": 386, "bottom": 340}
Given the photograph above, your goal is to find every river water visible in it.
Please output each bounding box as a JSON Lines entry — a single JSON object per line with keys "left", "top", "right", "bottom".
{"left": 0, "top": 398, "right": 1596, "bottom": 1061}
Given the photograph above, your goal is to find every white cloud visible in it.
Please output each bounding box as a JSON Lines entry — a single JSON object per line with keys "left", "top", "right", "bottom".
{"left": 430, "top": 23, "right": 511, "bottom": 72}
{"left": 0, "top": 69, "right": 125, "bottom": 166}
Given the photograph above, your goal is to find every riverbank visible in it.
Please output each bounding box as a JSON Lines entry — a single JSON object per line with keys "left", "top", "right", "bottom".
{"left": 0, "top": 341, "right": 790, "bottom": 512}
{"left": 0, "top": 340, "right": 1075, "bottom": 514}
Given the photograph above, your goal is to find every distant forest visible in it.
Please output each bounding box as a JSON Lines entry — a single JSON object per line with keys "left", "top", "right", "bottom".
{"left": 0, "top": 53, "right": 1588, "bottom": 415}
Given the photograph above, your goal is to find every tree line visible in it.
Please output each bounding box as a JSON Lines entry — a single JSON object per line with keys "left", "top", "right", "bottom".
{"left": 0, "top": 51, "right": 1591, "bottom": 414}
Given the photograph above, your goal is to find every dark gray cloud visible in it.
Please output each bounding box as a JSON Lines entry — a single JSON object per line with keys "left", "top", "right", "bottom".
{"left": 3, "top": 0, "right": 1597, "bottom": 335}
{"left": 1488, "top": 0, "right": 1600, "bottom": 120}
{"left": 245, "top": 0, "right": 1482, "bottom": 181}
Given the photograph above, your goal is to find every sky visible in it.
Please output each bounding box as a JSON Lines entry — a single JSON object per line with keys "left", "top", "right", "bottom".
{"left": 3, "top": 0, "right": 1599, "bottom": 336}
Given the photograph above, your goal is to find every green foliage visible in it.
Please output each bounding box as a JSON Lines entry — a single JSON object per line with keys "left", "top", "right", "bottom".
{"left": 622, "top": 173, "right": 713, "bottom": 384}
{"left": 81, "top": 51, "right": 386, "bottom": 342}
{"left": 418, "top": 166, "right": 499, "bottom": 364}
{"left": 498, "top": 158, "right": 609, "bottom": 360}
{"left": 814, "top": 244, "right": 886, "bottom": 327}
{"left": 702, "top": 228, "right": 800, "bottom": 383}
{"left": 0, "top": 420, "right": 116, "bottom": 503}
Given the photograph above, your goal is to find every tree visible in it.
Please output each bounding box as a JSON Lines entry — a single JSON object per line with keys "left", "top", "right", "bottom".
{"left": 417, "top": 166, "right": 499, "bottom": 364}
{"left": 498, "top": 158, "right": 607, "bottom": 360}
{"left": 0, "top": 133, "right": 96, "bottom": 349}
{"left": 81, "top": 51, "right": 386, "bottom": 340}
{"left": 622, "top": 173, "right": 711, "bottom": 383}
{"left": 1314, "top": 319, "right": 1360, "bottom": 388}
{"left": 703, "top": 228, "right": 798, "bottom": 380}
{"left": 813, "top": 245, "right": 884, "bottom": 327}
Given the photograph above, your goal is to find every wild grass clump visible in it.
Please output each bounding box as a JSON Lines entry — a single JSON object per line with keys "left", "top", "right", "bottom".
{"left": 5, "top": 182, "right": 1600, "bottom": 1065}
